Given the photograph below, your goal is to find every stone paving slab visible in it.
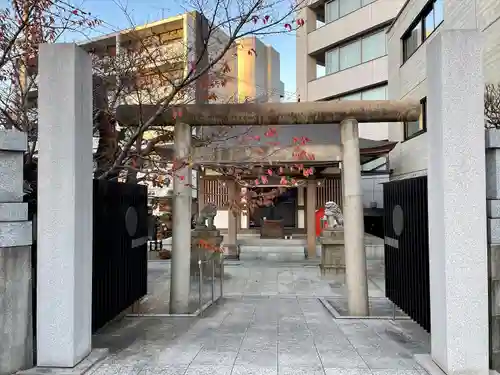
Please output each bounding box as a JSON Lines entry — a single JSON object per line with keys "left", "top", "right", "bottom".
{"left": 325, "top": 297, "right": 407, "bottom": 318}
{"left": 221, "top": 260, "right": 386, "bottom": 298}
{"left": 84, "top": 259, "right": 431, "bottom": 375}
{"left": 131, "top": 262, "right": 222, "bottom": 315}
{"left": 90, "top": 295, "right": 430, "bottom": 375}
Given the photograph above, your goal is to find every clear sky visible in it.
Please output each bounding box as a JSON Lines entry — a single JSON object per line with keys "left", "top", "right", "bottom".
{"left": 41, "top": 0, "right": 299, "bottom": 101}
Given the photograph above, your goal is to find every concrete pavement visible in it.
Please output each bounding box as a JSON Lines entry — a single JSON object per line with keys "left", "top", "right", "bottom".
{"left": 89, "top": 260, "right": 430, "bottom": 375}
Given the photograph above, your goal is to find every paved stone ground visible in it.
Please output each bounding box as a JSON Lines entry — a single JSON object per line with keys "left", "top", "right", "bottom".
{"left": 90, "top": 260, "right": 430, "bottom": 375}
{"left": 222, "top": 260, "right": 386, "bottom": 298}
{"left": 133, "top": 262, "right": 222, "bottom": 314}
{"left": 326, "top": 297, "right": 407, "bottom": 317}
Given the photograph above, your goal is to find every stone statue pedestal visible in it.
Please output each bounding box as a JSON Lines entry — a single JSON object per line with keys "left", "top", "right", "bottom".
{"left": 322, "top": 228, "right": 344, "bottom": 241}
{"left": 319, "top": 232, "right": 345, "bottom": 278}
{"left": 191, "top": 228, "right": 223, "bottom": 277}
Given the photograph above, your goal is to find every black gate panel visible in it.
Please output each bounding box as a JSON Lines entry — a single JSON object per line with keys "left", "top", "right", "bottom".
{"left": 24, "top": 188, "right": 37, "bottom": 364}
{"left": 383, "top": 176, "right": 430, "bottom": 332}
{"left": 92, "top": 180, "right": 148, "bottom": 333}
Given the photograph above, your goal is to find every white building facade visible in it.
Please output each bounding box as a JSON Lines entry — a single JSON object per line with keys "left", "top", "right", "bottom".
{"left": 296, "top": 0, "right": 407, "bottom": 141}
{"left": 387, "top": 0, "right": 500, "bottom": 179}
{"left": 296, "top": 0, "right": 413, "bottom": 212}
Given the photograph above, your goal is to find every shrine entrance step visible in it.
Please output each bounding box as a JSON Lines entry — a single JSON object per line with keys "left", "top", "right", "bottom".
{"left": 238, "top": 238, "right": 306, "bottom": 261}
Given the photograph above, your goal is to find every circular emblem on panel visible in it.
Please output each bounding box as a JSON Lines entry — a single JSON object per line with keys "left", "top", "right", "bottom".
{"left": 125, "top": 206, "right": 138, "bottom": 237}
{"left": 392, "top": 205, "right": 404, "bottom": 236}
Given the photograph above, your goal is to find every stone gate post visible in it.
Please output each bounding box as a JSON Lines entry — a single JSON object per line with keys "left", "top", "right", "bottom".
{"left": 425, "top": 30, "right": 489, "bottom": 375}
{"left": 0, "top": 130, "right": 33, "bottom": 375}
{"left": 37, "top": 43, "right": 93, "bottom": 367}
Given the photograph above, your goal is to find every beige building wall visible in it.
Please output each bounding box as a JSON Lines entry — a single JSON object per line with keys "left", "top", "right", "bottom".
{"left": 237, "top": 36, "right": 284, "bottom": 103}
{"left": 387, "top": 0, "right": 500, "bottom": 179}
{"left": 206, "top": 27, "right": 239, "bottom": 103}
{"left": 296, "top": 0, "right": 406, "bottom": 141}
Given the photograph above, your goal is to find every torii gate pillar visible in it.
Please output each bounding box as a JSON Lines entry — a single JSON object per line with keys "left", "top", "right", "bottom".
{"left": 341, "top": 118, "right": 369, "bottom": 316}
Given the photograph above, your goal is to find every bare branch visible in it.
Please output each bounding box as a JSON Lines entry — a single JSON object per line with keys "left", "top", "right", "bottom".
{"left": 486, "top": 83, "right": 500, "bottom": 129}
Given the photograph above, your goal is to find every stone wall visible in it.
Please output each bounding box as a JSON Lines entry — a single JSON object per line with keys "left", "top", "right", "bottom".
{"left": 487, "top": 128, "right": 500, "bottom": 371}
{"left": 0, "top": 130, "right": 33, "bottom": 375}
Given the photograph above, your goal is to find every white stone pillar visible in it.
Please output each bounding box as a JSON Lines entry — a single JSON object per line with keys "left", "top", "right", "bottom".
{"left": 37, "top": 44, "right": 93, "bottom": 367}
{"left": 170, "top": 122, "right": 192, "bottom": 314}
{"left": 340, "top": 118, "right": 368, "bottom": 316}
{"left": 426, "top": 30, "right": 488, "bottom": 375}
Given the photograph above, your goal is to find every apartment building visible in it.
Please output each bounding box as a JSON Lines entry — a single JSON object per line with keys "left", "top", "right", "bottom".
{"left": 80, "top": 12, "right": 284, "bottom": 204}
{"left": 296, "top": 0, "right": 408, "bottom": 213}
{"left": 238, "top": 36, "right": 284, "bottom": 103}
{"left": 296, "top": 0, "right": 407, "bottom": 141}
{"left": 387, "top": 0, "right": 500, "bottom": 180}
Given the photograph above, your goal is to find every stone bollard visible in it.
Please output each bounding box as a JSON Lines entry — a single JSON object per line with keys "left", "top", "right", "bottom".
{"left": 0, "top": 130, "right": 33, "bottom": 375}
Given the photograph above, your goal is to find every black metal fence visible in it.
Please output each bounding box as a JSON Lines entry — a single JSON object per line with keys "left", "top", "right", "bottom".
{"left": 92, "top": 180, "right": 148, "bottom": 333}
{"left": 383, "top": 176, "right": 430, "bottom": 332}
{"left": 24, "top": 189, "right": 37, "bottom": 364}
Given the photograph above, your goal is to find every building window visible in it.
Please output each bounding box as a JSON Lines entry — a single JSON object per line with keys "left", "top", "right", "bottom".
{"left": 341, "top": 92, "right": 362, "bottom": 100}
{"left": 325, "top": 0, "right": 339, "bottom": 23}
{"left": 339, "top": 40, "right": 361, "bottom": 70}
{"left": 402, "top": 24, "right": 421, "bottom": 61}
{"left": 404, "top": 98, "right": 427, "bottom": 140}
{"left": 360, "top": 85, "right": 387, "bottom": 100}
{"left": 434, "top": 0, "right": 444, "bottom": 25}
{"left": 325, "top": 49, "right": 339, "bottom": 74}
{"left": 339, "top": 0, "right": 361, "bottom": 17}
{"left": 423, "top": 0, "right": 443, "bottom": 37}
{"left": 324, "top": 0, "right": 376, "bottom": 25}
{"left": 361, "top": 31, "right": 386, "bottom": 62}
{"left": 325, "top": 29, "right": 386, "bottom": 74}
{"left": 424, "top": 8, "right": 435, "bottom": 37}
{"left": 401, "top": 0, "right": 444, "bottom": 63}
{"left": 336, "top": 84, "right": 388, "bottom": 101}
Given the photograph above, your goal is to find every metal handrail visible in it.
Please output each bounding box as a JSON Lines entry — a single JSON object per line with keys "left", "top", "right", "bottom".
{"left": 196, "top": 254, "right": 224, "bottom": 316}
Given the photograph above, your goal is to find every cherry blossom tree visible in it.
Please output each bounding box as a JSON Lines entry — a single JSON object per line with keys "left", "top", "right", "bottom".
{"left": 0, "top": 0, "right": 102, "bottom": 194}
{"left": 0, "top": 0, "right": 316, "bottom": 211}
{"left": 88, "top": 0, "right": 310, "bottom": 189}
{"left": 0, "top": 0, "right": 102, "bottom": 133}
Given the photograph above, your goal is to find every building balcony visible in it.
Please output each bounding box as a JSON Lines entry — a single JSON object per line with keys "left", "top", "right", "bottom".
{"left": 307, "top": 55, "right": 388, "bottom": 101}
{"left": 307, "top": 0, "right": 404, "bottom": 55}
{"left": 308, "top": 0, "right": 326, "bottom": 10}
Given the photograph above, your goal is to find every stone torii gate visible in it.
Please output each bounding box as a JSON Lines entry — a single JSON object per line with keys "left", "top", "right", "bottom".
{"left": 34, "top": 33, "right": 489, "bottom": 375}
{"left": 117, "top": 100, "right": 420, "bottom": 316}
